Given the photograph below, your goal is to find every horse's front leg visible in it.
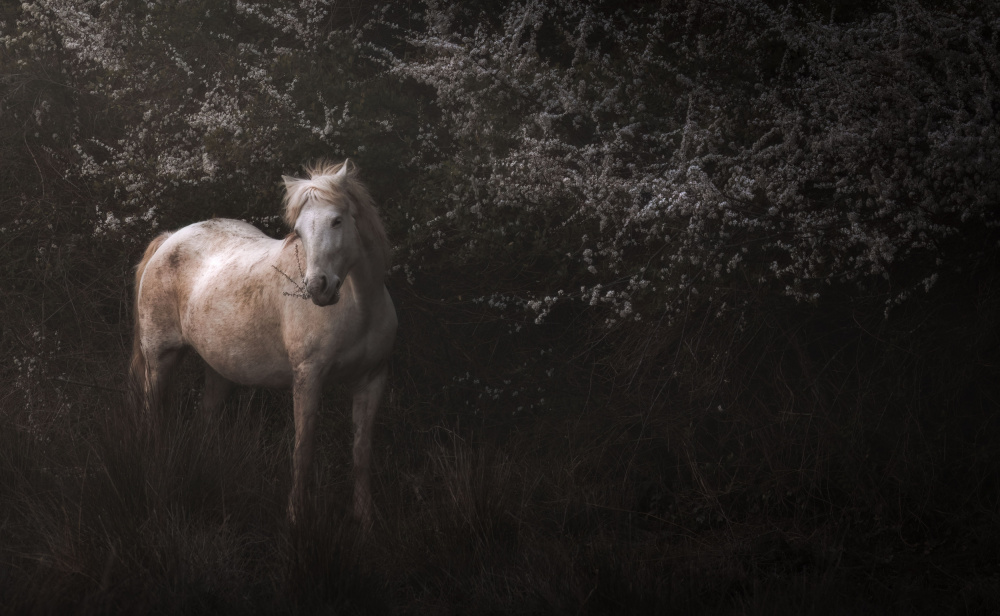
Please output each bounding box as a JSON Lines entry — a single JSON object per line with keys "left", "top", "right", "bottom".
{"left": 351, "top": 365, "right": 388, "bottom": 525}
{"left": 288, "top": 366, "right": 323, "bottom": 524}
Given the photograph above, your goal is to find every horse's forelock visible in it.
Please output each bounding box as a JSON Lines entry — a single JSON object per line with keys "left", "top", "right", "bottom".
{"left": 283, "top": 160, "right": 346, "bottom": 227}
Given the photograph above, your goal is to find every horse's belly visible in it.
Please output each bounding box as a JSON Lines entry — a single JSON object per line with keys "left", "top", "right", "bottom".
{"left": 182, "top": 302, "right": 292, "bottom": 388}
{"left": 198, "top": 342, "right": 293, "bottom": 388}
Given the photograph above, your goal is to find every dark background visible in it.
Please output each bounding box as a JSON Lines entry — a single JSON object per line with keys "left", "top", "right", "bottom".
{"left": 1, "top": 1, "right": 998, "bottom": 613}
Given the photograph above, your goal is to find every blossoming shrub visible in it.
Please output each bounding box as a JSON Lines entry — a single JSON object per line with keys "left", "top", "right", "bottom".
{"left": 5, "top": 0, "right": 398, "bottom": 235}
{"left": 388, "top": 0, "right": 999, "bottom": 324}
{"left": 1, "top": 0, "right": 996, "bottom": 451}
{"left": 380, "top": 0, "right": 1000, "bottom": 532}
{"left": 1, "top": 0, "right": 995, "bottom": 415}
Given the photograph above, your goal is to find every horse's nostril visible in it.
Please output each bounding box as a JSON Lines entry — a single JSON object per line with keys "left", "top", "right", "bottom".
{"left": 335, "top": 278, "right": 342, "bottom": 291}
{"left": 318, "top": 275, "right": 328, "bottom": 292}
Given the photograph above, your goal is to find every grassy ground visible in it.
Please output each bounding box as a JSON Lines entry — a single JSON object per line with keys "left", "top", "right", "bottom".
{"left": 2, "top": 298, "right": 998, "bottom": 616}
{"left": 1, "top": 243, "right": 997, "bottom": 615}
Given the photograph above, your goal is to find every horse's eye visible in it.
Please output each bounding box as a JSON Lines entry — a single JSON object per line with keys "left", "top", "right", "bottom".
{"left": 331, "top": 217, "right": 342, "bottom": 228}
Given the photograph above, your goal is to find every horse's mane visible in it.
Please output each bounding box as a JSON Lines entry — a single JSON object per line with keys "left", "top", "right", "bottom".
{"left": 282, "top": 160, "right": 390, "bottom": 265}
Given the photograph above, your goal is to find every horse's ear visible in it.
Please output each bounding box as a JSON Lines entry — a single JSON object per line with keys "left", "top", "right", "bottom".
{"left": 282, "top": 175, "right": 302, "bottom": 192}
{"left": 334, "top": 160, "right": 350, "bottom": 182}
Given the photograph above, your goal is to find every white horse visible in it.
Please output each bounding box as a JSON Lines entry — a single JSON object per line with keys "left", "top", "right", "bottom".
{"left": 130, "top": 160, "right": 396, "bottom": 524}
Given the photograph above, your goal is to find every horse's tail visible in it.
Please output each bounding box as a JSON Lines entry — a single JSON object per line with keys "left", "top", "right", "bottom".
{"left": 130, "top": 232, "right": 173, "bottom": 396}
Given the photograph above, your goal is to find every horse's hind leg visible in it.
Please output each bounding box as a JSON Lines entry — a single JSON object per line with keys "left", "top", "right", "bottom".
{"left": 141, "top": 345, "right": 184, "bottom": 417}
{"left": 350, "top": 366, "right": 388, "bottom": 525}
{"left": 202, "top": 363, "right": 234, "bottom": 418}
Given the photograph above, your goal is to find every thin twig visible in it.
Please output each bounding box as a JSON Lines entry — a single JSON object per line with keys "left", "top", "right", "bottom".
{"left": 272, "top": 245, "right": 311, "bottom": 299}
{"left": 295, "top": 244, "right": 305, "bottom": 280}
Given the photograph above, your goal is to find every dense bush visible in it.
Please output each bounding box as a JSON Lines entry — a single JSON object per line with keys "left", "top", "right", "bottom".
{"left": 389, "top": 0, "right": 1000, "bottom": 320}
{"left": 1, "top": 0, "right": 998, "bottom": 613}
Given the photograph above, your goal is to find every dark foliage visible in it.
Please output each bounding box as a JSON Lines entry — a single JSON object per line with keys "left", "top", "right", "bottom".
{"left": 1, "top": 0, "right": 998, "bottom": 613}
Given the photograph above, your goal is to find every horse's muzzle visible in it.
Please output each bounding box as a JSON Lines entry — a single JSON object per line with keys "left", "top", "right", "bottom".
{"left": 307, "top": 274, "right": 342, "bottom": 306}
{"left": 311, "top": 291, "right": 340, "bottom": 307}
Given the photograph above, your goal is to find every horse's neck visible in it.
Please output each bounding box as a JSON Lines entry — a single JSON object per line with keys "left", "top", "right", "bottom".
{"left": 346, "top": 245, "right": 387, "bottom": 301}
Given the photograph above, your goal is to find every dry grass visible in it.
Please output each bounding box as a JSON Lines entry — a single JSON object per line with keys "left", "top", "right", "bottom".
{"left": 1, "top": 249, "right": 998, "bottom": 615}
{"left": 2, "top": 294, "right": 998, "bottom": 615}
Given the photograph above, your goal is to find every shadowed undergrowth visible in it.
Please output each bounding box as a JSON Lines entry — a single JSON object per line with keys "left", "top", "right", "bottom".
{"left": 1, "top": 282, "right": 998, "bottom": 615}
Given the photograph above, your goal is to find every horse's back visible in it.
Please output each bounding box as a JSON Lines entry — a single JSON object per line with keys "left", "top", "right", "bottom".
{"left": 140, "top": 219, "right": 274, "bottom": 308}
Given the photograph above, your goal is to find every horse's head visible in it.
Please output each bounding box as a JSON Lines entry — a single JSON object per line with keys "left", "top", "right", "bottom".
{"left": 283, "top": 162, "right": 363, "bottom": 307}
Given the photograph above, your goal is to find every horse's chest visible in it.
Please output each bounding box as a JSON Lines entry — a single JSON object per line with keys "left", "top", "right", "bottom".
{"left": 314, "top": 318, "right": 385, "bottom": 380}
{"left": 283, "top": 291, "right": 395, "bottom": 386}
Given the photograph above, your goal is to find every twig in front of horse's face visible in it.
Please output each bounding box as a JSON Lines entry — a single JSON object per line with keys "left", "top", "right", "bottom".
{"left": 295, "top": 243, "right": 305, "bottom": 281}
{"left": 273, "top": 245, "right": 311, "bottom": 300}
